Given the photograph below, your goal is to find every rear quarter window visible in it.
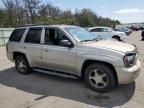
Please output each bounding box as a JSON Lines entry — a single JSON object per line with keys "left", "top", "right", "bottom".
{"left": 9, "top": 29, "right": 26, "bottom": 42}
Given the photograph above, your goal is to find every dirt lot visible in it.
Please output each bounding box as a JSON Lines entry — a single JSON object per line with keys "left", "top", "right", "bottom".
{"left": 0, "top": 31, "right": 144, "bottom": 108}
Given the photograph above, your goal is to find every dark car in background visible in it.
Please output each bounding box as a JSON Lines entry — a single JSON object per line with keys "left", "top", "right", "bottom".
{"left": 130, "top": 26, "right": 140, "bottom": 31}
{"left": 140, "top": 26, "right": 144, "bottom": 30}
{"left": 142, "top": 30, "right": 144, "bottom": 40}
{"left": 113, "top": 28, "right": 132, "bottom": 35}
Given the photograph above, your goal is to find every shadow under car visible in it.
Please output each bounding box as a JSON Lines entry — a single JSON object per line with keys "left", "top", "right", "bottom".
{"left": 0, "top": 67, "right": 136, "bottom": 107}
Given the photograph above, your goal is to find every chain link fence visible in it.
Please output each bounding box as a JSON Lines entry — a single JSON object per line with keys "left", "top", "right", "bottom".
{"left": 0, "top": 28, "right": 14, "bottom": 46}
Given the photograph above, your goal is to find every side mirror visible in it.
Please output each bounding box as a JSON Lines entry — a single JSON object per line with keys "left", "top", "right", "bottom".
{"left": 59, "top": 40, "right": 73, "bottom": 48}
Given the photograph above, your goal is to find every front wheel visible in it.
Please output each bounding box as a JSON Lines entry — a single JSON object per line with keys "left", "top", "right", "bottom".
{"left": 113, "top": 36, "right": 121, "bottom": 41}
{"left": 15, "top": 55, "right": 31, "bottom": 74}
{"left": 84, "top": 63, "right": 116, "bottom": 92}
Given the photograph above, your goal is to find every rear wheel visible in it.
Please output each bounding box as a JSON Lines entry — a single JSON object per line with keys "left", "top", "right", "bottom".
{"left": 84, "top": 63, "right": 116, "bottom": 92}
{"left": 15, "top": 55, "right": 31, "bottom": 74}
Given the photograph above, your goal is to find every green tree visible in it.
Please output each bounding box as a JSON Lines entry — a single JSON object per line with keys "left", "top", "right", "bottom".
{"left": 0, "top": 1, "right": 121, "bottom": 27}
{"left": 75, "top": 9, "right": 95, "bottom": 27}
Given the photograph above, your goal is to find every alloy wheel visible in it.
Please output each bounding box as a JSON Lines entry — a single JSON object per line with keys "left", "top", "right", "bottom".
{"left": 16, "top": 58, "right": 27, "bottom": 73}
{"left": 88, "top": 69, "right": 108, "bottom": 88}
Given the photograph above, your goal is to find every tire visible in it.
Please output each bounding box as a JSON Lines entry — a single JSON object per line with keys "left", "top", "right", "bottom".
{"left": 15, "top": 55, "right": 31, "bottom": 74}
{"left": 113, "top": 36, "right": 121, "bottom": 41}
{"left": 84, "top": 63, "right": 116, "bottom": 92}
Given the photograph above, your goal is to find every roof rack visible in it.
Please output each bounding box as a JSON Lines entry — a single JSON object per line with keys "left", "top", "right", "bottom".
{"left": 16, "top": 24, "right": 75, "bottom": 28}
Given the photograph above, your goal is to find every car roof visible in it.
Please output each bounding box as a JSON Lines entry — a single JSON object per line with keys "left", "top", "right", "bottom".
{"left": 87, "top": 26, "right": 111, "bottom": 31}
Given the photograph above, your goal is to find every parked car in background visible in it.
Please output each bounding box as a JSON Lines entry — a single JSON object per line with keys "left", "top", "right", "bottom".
{"left": 141, "top": 30, "right": 144, "bottom": 40}
{"left": 113, "top": 28, "right": 132, "bottom": 35}
{"left": 139, "top": 26, "right": 144, "bottom": 30}
{"left": 6, "top": 25, "right": 141, "bottom": 92}
{"left": 87, "top": 27, "right": 127, "bottom": 41}
{"left": 130, "top": 26, "right": 140, "bottom": 31}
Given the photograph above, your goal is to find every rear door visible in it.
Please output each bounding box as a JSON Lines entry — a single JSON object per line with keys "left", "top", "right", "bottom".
{"left": 22, "top": 27, "right": 43, "bottom": 68}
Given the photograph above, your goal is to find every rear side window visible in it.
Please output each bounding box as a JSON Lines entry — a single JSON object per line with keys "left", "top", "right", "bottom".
{"left": 90, "top": 28, "right": 102, "bottom": 32}
{"left": 25, "top": 27, "right": 42, "bottom": 44}
{"left": 101, "top": 28, "right": 109, "bottom": 32}
{"left": 9, "top": 29, "right": 25, "bottom": 42}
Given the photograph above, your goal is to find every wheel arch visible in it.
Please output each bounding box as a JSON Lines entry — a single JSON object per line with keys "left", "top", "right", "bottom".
{"left": 81, "top": 59, "right": 118, "bottom": 85}
{"left": 13, "top": 51, "right": 32, "bottom": 67}
{"left": 13, "top": 51, "right": 26, "bottom": 61}
{"left": 112, "top": 35, "right": 121, "bottom": 40}
{"left": 112, "top": 35, "right": 119, "bottom": 38}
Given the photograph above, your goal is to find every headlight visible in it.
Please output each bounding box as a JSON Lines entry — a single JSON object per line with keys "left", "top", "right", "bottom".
{"left": 123, "top": 54, "right": 136, "bottom": 68}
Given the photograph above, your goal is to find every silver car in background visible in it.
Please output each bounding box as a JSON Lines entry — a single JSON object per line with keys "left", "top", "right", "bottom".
{"left": 86, "top": 26, "right": 127, "bottom": 41}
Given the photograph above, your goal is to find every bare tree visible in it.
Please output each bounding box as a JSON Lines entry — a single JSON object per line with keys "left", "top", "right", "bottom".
{"left": 1, "top": 0, "right": 121, "bottom": 27}
{"left": 14, "top": 0, "right": 22, "bottom": 24}
{"left": 48, "top": 5, "right": 61, "bottom": 17}
{"left": 23, "top": 0, "right": 40, "bottom": 23}
{"left": 39, "top": 4, "right": 49, "bottom": 18}
{"left": 38, "top": 3, "right": 61, "bottom": 18}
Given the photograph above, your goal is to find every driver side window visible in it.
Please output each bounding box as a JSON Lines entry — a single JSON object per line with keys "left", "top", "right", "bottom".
{"left": 101, "top": 28, "right": 109, "bottom": 32}
{"left": 90, "top": 28, "right": 101, "bottom": 32}
{"left": 45, "top": 28, "right": 71, "bottom": 47}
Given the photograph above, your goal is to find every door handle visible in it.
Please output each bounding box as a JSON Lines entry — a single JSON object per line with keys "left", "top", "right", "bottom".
{"left": 22, "top": 46, "right": 27, "bottom": 49}
{"left": 43, "top": 49, "right": 48, "bottom": 52}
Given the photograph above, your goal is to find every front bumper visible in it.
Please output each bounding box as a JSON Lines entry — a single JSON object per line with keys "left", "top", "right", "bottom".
{"left": 115, "top": 60, "right": 141, "bottom": 84}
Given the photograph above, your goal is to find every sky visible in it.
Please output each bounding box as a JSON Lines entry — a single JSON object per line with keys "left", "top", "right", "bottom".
{"left": 45, "top": 0, "right": 144, "bottom": 23}
{"left": 0, "top": 0, "right": 144, "bottom": 23}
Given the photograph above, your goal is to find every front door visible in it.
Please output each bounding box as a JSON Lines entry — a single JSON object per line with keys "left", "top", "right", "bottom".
{"left": 90, "top": 28, "right": 103, "bottom": 39}
{"left": 41, "top": 28, "right": 76, "bottom": 74}
{"left": 100, "top": 28, "right": 113, "bottom": 39}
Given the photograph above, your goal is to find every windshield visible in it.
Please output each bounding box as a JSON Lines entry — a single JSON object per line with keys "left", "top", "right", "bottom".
{"left": 65, "top": 26, "right": 97, "bottom": 42}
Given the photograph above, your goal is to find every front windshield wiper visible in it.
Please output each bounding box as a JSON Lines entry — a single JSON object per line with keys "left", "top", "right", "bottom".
{"left": 80, "top": 39, "right": 93, "bottom": 42}
{"left": 92, "top": 37, "right": 99, "bottom": 41}
{"left": 80, "top": 38, "right": 99, "bottom": 42}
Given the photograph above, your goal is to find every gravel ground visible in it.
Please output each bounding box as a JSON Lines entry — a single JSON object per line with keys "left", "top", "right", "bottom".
{"left": 0, "top": 31, "right": 144, "bottom": 108}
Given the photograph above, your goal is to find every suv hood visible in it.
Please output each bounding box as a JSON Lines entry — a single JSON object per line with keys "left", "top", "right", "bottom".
{"left": 84, "top": 40, "right": 135, "bottom": 53}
